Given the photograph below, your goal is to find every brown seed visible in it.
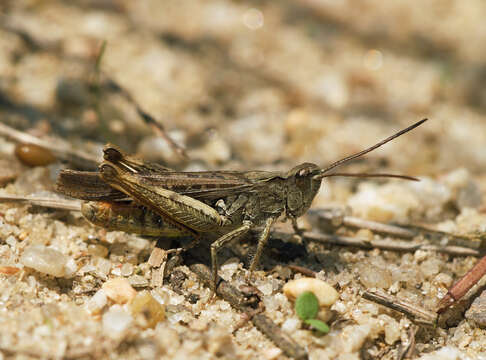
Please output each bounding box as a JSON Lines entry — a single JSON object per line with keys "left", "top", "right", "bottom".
{"left": 0, "top": 266, "right": 20, "bottom": 275}
{"left": 14, "top": 143, "right": 56, "bottom": 167}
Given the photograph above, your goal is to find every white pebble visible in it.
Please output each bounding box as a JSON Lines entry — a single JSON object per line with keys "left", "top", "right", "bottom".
{"left": 416, "top": 346, "right": 463, "bottom": 360}
{"left": 281, "top": 317, "right": 301, "bottom": 333}
{"left": 120, "top": 263, "right": 134, "bottom": 277}
{"left": 64, "top": 258, "right": 78, "bottom": 278}
{"left": 86, "top": 289, "right": 107, "bottom": 314}
{"left": 102, "top": 305, "right": 133, "bottom": 338}
{"left": 339, "top": 324, "right": 372, "bottom": 353}
{"left": 358, "top": 265, "right": 393, "bottom": 289}
{"left": 263, "top": 347, "right": 282, "bottom": 360}
{"left": 378, "top": 315, "right": 400, "bottom": 345}
{"left": 433, "top": 273, "right": 453, "bottom": 288}
{"left": 5, "top": 235, "right": 17, "bottom": 248}
{"left": 283, "top": 277, "right": 339, "bottom": 307}
{"left": 20, "top": 245, "right": 72, "bottom": 277}
{"left": 94, "top": 257, "right": 112, "bottom": 277}
{"left": 420, "top": 257, "right": 441, "bottom": 278}
{"left": 257, "top": 282, "right": 274, "bottom": 296}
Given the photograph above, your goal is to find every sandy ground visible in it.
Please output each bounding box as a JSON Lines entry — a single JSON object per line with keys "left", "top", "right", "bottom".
{"left": 0, "top": 1, "right": 486, "bottom": 359}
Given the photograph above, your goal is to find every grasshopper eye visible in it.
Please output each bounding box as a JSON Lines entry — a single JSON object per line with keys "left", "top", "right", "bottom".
{"left": 298, "top": 167, "right": 316, "bottom": 177}
{"left": 103, "top": 146, "right": 123, "bottom": 162}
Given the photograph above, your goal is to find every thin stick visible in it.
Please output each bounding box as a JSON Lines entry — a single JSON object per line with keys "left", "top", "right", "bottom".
{"left": 288, "top": 265, "right": 317, "bottom": 278}
{"left": 362, "top": 289, "right": 437, "bottom": 326}
{"left": 104, "top": 77, "right": 189, "bottom": 159}
{"left": 189, "top": 263, "right": 308, "bottom": 360}
{"left": 271, "top": 230, "right": 481, "bottom": 257}
{"left": 398, "top": 325, "right": 418, "bottom": 360}
{"left": 318, "top": 119, "right": 427, "bottom": 175}
{"left": 316, "top": 209, "right": 416, "bottom": 239}
{"left": 0, "top": 194, "right": 82, "bottom": 211}
{"left": 396, "top": 223, "right": 483, "bottom": 249}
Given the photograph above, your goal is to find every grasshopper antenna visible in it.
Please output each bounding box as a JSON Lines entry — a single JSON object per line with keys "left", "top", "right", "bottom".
{"left": 314, "top": 118, "right": 427, "bottom": 179}
{"left": 319, "top": 173, "right": 419, "bottom": 181}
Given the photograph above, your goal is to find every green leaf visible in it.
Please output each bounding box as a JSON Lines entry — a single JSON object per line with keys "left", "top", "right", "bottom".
{"left": 304, "top": 318, "right": 330, "bottom": 333}
{"left": 295, "top": 291, "right": 319, "bottom": 320}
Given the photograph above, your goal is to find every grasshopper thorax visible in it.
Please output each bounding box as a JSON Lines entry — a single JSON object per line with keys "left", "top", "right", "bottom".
{"left": 285, "top": 163, "right": 322, "bottom": 218}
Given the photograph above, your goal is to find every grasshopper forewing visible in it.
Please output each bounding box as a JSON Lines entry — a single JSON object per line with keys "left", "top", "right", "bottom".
{"left": 56, "top": 119, "right": 428, "bottom": 295}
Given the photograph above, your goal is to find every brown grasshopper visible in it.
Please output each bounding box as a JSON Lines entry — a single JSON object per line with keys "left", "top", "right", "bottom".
{"left": 56, "top": 119, "right": 427, "bottom": 294}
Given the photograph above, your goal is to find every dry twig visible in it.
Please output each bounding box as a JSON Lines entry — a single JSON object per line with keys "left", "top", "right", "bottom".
{"left": 0, "top": 194, "right": 82, "bottom": 211}
{"left": 362, "top": 289, "right": 437, "bottom": 326}
{"left": 316, "top": 209, "right": 416, "bottom": 239}
{"left": 271, "top": 230, "right": 480, "bottom": 257}
{"left": 103, "top": 77, "right": 188, "bottom": 159}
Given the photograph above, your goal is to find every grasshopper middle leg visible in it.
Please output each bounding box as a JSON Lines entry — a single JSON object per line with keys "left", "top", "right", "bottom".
{"left": 249, "top": 217, "right": 275, "bottom": 273}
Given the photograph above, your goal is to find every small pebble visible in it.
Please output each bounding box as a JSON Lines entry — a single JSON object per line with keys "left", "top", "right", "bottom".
{"left": 64, "top": 258, "right": 78, "bottom": 278}
{"left": 5, "top": 236, "right": 17, "bottom": 248}
{"left": 358, "top": 265, "right": 393, "bottom": 289}
{"left": 121, "top": 263, "right": 134, "bottom": 277}
{"left": 130, "top": 291, "right": 165, "bottom": 328}
{"left": 87, "top": 244, "right": 109, "bottom": 258}
{"left": 420, "top": 257, "right": 442, "bottom": 277}
{"left": 283, "top": 277, "right": 339, "bottom": 307}
{"left": 102, "top": 278, "right": 137, "bottom": 304}
{"left": 465, "top": 290, "right": 486, "bottom": 328}
{"left": 206, "top": 327, "right": 234, "bottom": 356}
{"left": 433, "top": 273, "right": 453, "bottom": 288}
{"left": 14, "top": 143, "right": 56, "bottom": 167}
{"left": 102, "top": 305, "right": 133, "bottom": 338}
{"left": 281, "top": 317, "right": 300, "bottom": 333}
{"left": 86, "top": 289, "right": 108, "bottom": 314}
{"left": 20, "top": 245, "right": 72, "bottom": 277}
{"left": 263, "top": 347, "right": 282, "bottom": 360}
{"left": 92, "top": 257, "right": 112, "bottom": 278}
{"left": 128, "top": 275, "right": 149, "bottom": 288}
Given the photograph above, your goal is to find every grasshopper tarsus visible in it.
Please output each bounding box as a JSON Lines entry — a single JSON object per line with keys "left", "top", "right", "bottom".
{"left": 56, "top": 119, "right": 428, "bottom": 298}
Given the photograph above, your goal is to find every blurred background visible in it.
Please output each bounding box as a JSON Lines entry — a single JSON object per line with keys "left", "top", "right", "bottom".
{"left": 1, "top": 0, "right": 486, "bottom": 207}
{"left": 2, "top": 2, "right": 486, "bottom": 358}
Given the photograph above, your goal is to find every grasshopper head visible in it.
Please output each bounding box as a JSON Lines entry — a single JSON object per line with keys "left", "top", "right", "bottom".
{"left": 286, "top": 163, "right": 322, "bottom": 218}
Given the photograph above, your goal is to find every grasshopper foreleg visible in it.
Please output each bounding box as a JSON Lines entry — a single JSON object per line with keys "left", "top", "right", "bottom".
{"left": 210, "top": 221, "right": 252, "bottom": 296}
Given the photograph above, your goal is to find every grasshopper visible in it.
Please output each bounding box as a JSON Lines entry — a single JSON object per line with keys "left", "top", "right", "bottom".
{"left": 55, "top": 119, "right": 427, "bottom": 295}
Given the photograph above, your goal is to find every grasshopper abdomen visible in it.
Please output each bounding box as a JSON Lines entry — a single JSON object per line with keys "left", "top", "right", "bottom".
{"left": 81, "top": 201, "right": 182, "bottom": 237}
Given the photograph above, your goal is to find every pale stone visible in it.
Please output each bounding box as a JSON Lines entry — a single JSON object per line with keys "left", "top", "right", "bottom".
{"left": 20, "top": 245, "right": 72, "bottom": 278}
{"left": 283, "top": 277, "right": 339, "bottom": 307}
{"left": 102, "top": 278, "right": 137, "bottom": 304}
